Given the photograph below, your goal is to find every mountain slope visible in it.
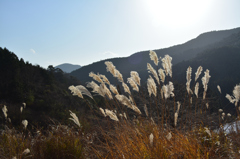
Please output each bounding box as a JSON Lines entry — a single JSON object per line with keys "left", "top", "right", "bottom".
{"left": 70, "top": 27, "right": 240, "bottom": 84}
{"left": 55, "top": 63, "right": 81, "bottom": 73}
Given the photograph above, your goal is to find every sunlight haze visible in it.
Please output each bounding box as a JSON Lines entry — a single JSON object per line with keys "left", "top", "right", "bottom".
{"left": 0, "top": 0, "right": 240, "bottom": 68}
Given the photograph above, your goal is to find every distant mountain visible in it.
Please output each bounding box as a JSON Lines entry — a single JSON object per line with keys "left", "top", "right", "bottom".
{"left": 70, "top": 27, "right": 240, "bottom": 85}
{"left": 55, "top": 63, "right": 81, "bottom": 73}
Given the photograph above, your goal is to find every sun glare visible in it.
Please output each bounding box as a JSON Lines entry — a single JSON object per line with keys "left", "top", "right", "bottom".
{"left": 142, "top": 0, "right": 211, "bottom": 28}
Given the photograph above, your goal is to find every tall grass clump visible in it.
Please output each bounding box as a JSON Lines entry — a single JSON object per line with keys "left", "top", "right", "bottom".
{"left": 67, "top": 50, "right": 240, "bottom": 158}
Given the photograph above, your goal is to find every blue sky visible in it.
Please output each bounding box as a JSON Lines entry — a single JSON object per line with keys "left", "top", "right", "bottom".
{"left": 1, "top": 0, "right": 240, "bottom": 68}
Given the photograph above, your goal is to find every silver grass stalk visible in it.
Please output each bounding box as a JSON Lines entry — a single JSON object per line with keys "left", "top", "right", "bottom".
{"left": 100, "top": 83, "right": 113, "bottom": 99}
{"left": 99, "top": 108, "right": 106, "bottom": 117}
{"left": 202, "top": 69, "right": 211, "bottom": 100}
{"left": 89, "top": 72, "right": 103, "bottom": 83}
{"left": 2, "top": 105, "right": 7, "bottom": 118}
{"left": 186, "top": 66, "right": 192, "bottom": 95}
{"left": 206, "top": 103, "right": 209, "bottom": 109}
{"left": 99, "top": 74, "right": 111, "bottom": 85}
{"left": 161, "top": 55, "right": 172, "bottom": 77}
{"left": 204, "top": 127, "right": 211, "bottom": 137}
{"left": 122, "top": 82, "right": 131, "bottom": 95}
{"left": 130, "top": 71, "right": 141, "bottom": 86}
{"left": 110, "top": 84, "right": 119, "bottom": 95}
{"left": 105, "top": 109, "right": 119, "bottom": 121}
{"left": 217, "top": 85, "right": 221, "bottom": 94}
{"left": 147, "top": 75, "right": 157, "bottom": 97}
{"left": 144, "top": 104, "right": 149, "bottom": 117}
{"left": 76, "top": 85, "right": 94, "bottom": 99}
{"left": 22, "top": 120, "right": 28, "bottom": 129}
{"left": 87, "top": 81, "right": 105, "bottom": 97}
{"left": 149, "top": 133, "right": 154, "bottom": 146}
{"left": 105, "top": 61, "right": 116, "bottom": 77}
{"left": 22, "top": 148, "right": 30, "bottom": 155}
{"left": 162, "top": 81, "right": 174, "bottom": 99}
{"left": 166, "top": 132, "right": 172, "bottom": 141}
{"left": 174, "top": 101, "right": 181, "bottom": 127}
{"left": 69, "top": 85, "right": 84, "bottom": 99}
{"left": 115, "top": 69, "right": 124, "bottom": 82}
{"left": 115, "top": 95, "right": 141, "bottom": 114}
{"left": 195, "top": 66, "right": 203, "bottom": 81}
{"left": 23, "top": 103, "right": 26, "bottom": 108}
{"left": 226, "top": 94, "right": 235, "bottom": 104}
{"left": 174, "top": 113, "right": 178, "bottom": 127}
{"left": 149, "top": 50, "right": 159, "bottom": 66}
{"left": 147, "top": 63, "right": 160, "bottom": 84}
{"left": 194, "top": 82, "right": 199, "bottom": 98}
{"left": 20, "top": 107, "right": 23, "bottom": 113}
{"left": 127, "top": 77, "right": 139, "bottom": 92}
{"left": 69, "top": 110, "right": 81, "bottom": 127}
{"left": 158, "top": 68, "right": 165, "bottom": 83}
{"left": 233, "top": 84, "right": 240, "bottom": 106}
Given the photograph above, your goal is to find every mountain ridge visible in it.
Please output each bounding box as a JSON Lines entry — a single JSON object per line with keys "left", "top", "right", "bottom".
{"left": 55, "top": 63, "right": 81, "bottom": 73}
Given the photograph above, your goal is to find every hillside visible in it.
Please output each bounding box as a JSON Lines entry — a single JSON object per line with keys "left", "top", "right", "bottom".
{"left": 0, "top": 48, "right": 85, "bottom": 127}
{"left": 70, "top": 27, "right": 240, "bottom": 85}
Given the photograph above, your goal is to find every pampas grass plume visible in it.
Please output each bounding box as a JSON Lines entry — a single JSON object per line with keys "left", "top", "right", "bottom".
{"left": 105, "top": 109, "right": 119, "bottom": 121}
{"left": 22, "top": 120, "right": 28, "bottom": 129}
{"left": 149, "top": 50, "right": 159, "bottom": 66}
{"left": 195, "top": 66, "right": 203, "bottom": 81}
{"left": 147, "top": 63, "right": 160, "bottom": 84}
{"left": 2, "top": 105, "right": 7, "bottom": 118}
{"left": 69, "top": 110, "right": 81, "bottom": 127}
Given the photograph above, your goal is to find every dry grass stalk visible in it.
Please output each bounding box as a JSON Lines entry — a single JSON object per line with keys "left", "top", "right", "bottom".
{"left": 69, "top": 110, "right": 81, "bottom": 127}
{"left": 149, "top": 50, "right": 159, "bottom": 66}
{"left": 127, "top": 77, "right": 139, "bottom": 92}
{"left": 147, "top": 75, "right": 157, "bottom": 97}
{"left": 147, "top": 63, "right": 160, "bottom": 84}
{"left": 195, "top": 66, "right": 203, "bottom": 81}
{"left": 122, "top": 82, "right": 131, "bottom": 95}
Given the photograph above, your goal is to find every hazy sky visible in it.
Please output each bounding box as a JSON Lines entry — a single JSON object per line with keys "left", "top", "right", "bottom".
{"left": 1, "top": 0, "right": 240, "bottom": 68}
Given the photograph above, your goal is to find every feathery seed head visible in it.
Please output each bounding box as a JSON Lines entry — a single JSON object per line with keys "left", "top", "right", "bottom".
{"left": 89, "top": 72, "right": 103, "bottom": 83}
{"left": 115, "top": 95, "right": 141, "bottom": 114}
{"left": 22, "top": 148, "right": 30, "bottom": 155}
{"left": 206, "top": 103, "right": 209, "bottom": 109}
{"left": 217, "top": 85, "right": 221, "bottom": 94}
{"left": 227, "top": 113, "right": 231, "bottom": 117}
{"left": 115, "top": 69, "right": 124, "bottom": 82}
{"left": 149, "top": 50, "right": 159, "bottom": 66}
{"left": 195, "top": 66, "right": 203, "bottom": 81}
{"left": 219, "top": 109, "right": 223, "bottom": 112}
{"left": 147, "top": 75, "right": 157, "bottom": 97}
{"left": 69, "top": 110, "right": 81, "bottom": 127}
{"left": 127, "top": 77, "right": 139, "bottom": 92}
{"left": 122, "top": 82, "right": 131, "bottom": 95}
{"left": 105, "top": 109, "right": 119, "bottom": 121}
{"left": 76, "top": 85, "right": 93, "bottom": 99}
{"left": 149, "top": 133, "right": 154, "bottom": 146}
{"left": 99, "top": 74, "right": 111, "bottom": 85}
{"left": 158, "top": 68, "right": 165, "bottom": 83}
{"left": 147, "top": 63, "right": 160, "bottom": 84}
{"left": 109, "top": 84, "right": 119, "bottom": 95}
{"left": 22, "top": 120, "right": 28, "bottom": 129}
{"left": 87, "top": 81, "right": 105, "bottom": 97}
{"left": 20, "top": 107, "right": 23, "bottom": 113}
{"left": 99, "top": 107, "right": 106, "bottom": 117}
{"left": 161, "top": 55, "right": 172, "bottom": 77}
{"left": 233, "top": 84, "right": 240, "bottom": 106}
{"left": 2, "top": 105, "right": 7, "bottom": 118}
{"left": 162, "top": 81, "right": 174, "bottom": 99}
{"left": 69, "top": 85, "right": 84, "bottom": 99}
{"left": 105, "top": 61, "right": 116, "bottom": 76}
{"left": 23, "top": 102, "right": 26, "bottom": 108}
{"left": 100, "top": 83, "right": 113, "bottom": 99}
{"left": 166, "top": 132, "right": 172, "bottom": 141}
{"left": 130, "top": 71, "right": 141, "bottom": 86}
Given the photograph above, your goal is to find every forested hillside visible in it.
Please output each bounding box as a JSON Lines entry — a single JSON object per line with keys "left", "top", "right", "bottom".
{"left": 0, "top": 47, "right": 86, "bottom": 126}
